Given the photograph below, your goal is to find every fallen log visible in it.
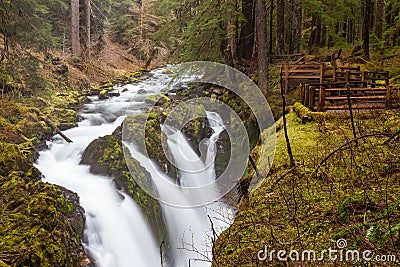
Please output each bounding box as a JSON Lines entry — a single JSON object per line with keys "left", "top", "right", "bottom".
{"left": 45, "top": 118, "right": 73, "bottom": 143}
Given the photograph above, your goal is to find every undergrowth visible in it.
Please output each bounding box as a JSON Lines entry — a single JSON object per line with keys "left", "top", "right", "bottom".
{"left": 213, "top": 109, "right": 400, "bottom": 266}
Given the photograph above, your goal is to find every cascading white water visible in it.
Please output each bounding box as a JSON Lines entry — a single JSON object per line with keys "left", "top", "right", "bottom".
{"left": 125, "top": 111, "right": 232, "bottom": 266}
{"left": 35, "top": 67, "right": 234, "bottom": 267}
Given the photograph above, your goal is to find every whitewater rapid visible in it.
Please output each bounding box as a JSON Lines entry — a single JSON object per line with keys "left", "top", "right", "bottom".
{"left": 35, "top": 67, "right": 233, "bottom": 267}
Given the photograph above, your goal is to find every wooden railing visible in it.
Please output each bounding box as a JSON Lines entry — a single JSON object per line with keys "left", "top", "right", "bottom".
{"left": 300, "top": 83, "right": 396, "bottom": 111}
{"left": 280, "top": 63, "right": 331, "bottom": 94}
{"left": 280, "top": 63, "right": 391, "bottom": 94}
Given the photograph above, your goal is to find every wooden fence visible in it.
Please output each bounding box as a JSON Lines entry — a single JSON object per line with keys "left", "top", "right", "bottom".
{"left": 280, "top": 62, "right": 391, "bottom": 94}
{"left": 300, "top": 83, "right": 398, "bottom": 111}
{"left": 280, "top": 63, "right": 331, "bottom": 94}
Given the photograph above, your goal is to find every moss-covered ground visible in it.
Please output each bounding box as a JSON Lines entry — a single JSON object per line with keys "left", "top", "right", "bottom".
{"left": 213, "top": 108, "right": 400, "bottom": 266}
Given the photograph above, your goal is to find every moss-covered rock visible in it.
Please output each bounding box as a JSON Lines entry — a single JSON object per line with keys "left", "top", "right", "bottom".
{"left": 80, "top": 129, "right": 167, "bottom": 244}
{"left": 0, "top": 172, "right": 89, "bottom": 267}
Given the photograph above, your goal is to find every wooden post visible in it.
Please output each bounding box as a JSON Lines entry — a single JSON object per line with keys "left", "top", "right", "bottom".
{"left": 300, "top": 83, "right": 305, "bottom": 104}
{"left": 319, "top": 86, "right": 326, "bottom": 111}
{"left": 309, "top": 86, "right": 315, "bottom": 111}
{"left": 361, "top": 71, "right": 366, "bottom": 87}
{"left": 285, "top": 63, "right": 289, "bottom": 94}
{"left": 385, "top": 71, "right": 389, "bottom": 88}
{"left": 371, "top": 72, "right": 376, "bottom": 88}
{"left": 386, "top": 86, "right": 392, "bottom": 109}
{"left": 345, "top": 70, "right": 350, "bottom": 83}
{"left": 320, "top": 63, "right": 325, "bottom": 83}
{"left": 333, "top": 66, "right": 337, "bottom": 82}
{"left": 304, "top": 84, "right": 310, "bottom": 108}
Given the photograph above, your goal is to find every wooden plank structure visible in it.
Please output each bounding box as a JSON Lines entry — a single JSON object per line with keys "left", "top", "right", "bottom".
{"left": 298, "top": 70, "right": 399, "bottom": 111}
{"left": 280, "top": 62, "right": 333, "bottom": 94}
{"left": 278, "top": 54, "right": 400, "bottom": 111}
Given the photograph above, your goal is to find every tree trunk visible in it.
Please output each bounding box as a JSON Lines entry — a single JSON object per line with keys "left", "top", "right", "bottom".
{"left": 255, "top": 0, "right": 269, "bottom": 96}
{"left": 226, "top": 0, "right": 238, "bottom": 61}
{"left": 374, "top": 0, "right": 384, "bottom": 39}
{"left": 276, "top": 0, "right": 285, "bottom": 54}
{"left": 292, "top": 0, "right": 302, "bottom": 54}
{"left": 362, "top": 0, "right": 371, "bottom": 59}
{"left": 83, "top": 0, "right": 91, "bottom": 60}
{"left": 308, "top": 15, "right": 315, "bottom": 53}
{"left": 347, "top": 19, "right": 353, "bottom": 43}
{"left": 71, "top": 0, "right": 80, "bottom": 56}
{"left": 238, "top": 0, "right": 255, "bottom": 61}
{"left": 314, "top": 16, "right": 321, "bottom": 47}
{"left": 269, "top": 0, "right": 274, "bottom": 53}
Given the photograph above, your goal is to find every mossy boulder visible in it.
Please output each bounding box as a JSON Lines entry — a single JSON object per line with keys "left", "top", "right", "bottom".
{"left": 145, "top": 94, "right": 170, "bottom": 106}
{"left": 80, "top": 128, "right": 167, "bottom": 244}
{"left": 0, "top": 173, "right": 89, "bottom": 267}
{"left": 123, "top": 98, "right": 207, "bottom": 178}
{"left": 98, "top": 89, "right": 109, "bottom": 100}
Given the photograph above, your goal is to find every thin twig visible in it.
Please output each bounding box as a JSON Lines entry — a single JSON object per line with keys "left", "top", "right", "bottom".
{"left": 160, "top": 241, "right": 165, "bottom": 267}
{"left": 317, "top": 133, "right": 391, "bottom": 168}
{"left": 383, "top": 130, "right": 400, "bottom": 145}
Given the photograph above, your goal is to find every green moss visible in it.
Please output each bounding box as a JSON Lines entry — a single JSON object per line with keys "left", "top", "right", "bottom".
{"left": 0, "top": 173, "right": 84, "bottom": 267}
{"left": 213, "top": 110, "right": 400, "bottom": 266}
{"left": 292, "top": 102, "right": 326, "bottom": 121}
{"left": 145, "top": 94, "right": 171, "bottom": 105}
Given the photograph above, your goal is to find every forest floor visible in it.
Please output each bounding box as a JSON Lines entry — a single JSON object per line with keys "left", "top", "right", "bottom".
{"left": 213, "top": 106, "right": 400, "bottom": 266}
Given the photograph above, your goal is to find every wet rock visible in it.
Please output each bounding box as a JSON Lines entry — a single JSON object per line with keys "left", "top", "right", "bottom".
{"left": 98, "top": 90, "right": 109, "bottom": 100}
{"left": 80, "top": 130, "right": 167, "bottom": 244}
{"left": 138, "top": 89, "right": 146, "bottom": 94}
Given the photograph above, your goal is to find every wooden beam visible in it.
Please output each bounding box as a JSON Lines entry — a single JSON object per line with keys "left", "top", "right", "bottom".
{"left": 319, "top": 87, "right": 325, "bottom": 111}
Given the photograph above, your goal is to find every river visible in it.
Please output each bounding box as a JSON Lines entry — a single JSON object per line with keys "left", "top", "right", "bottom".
{"left": 34, "top": 67, "right": 234, "bottom": 267}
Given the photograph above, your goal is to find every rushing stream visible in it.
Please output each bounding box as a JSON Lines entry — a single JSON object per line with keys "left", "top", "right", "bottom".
{"left": 34, "top": 68, "right": 234, "bottom": 267}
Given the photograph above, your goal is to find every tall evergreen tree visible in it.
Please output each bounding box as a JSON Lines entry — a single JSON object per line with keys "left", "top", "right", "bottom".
{"left": 362, "top": 0, "right": 371, "bottom": 59}
{"left": 276, "top": 0, "right": 285, "bottom": 54}
{"left": 71, "top": 0, "right": 80, "bottom": 56}
{"left": 255, "top": 0, "right": 268, "bottom": 95}
{"left": 238, "top": 0, "right": 255, "bottom": 61}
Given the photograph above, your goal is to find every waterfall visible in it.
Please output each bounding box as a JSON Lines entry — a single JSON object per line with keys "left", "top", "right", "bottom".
{"left": 35, "top": 67, "right": 234, "bottom": 267}
{"left": 125, "top": 110, "right": 232, "bottom": 266}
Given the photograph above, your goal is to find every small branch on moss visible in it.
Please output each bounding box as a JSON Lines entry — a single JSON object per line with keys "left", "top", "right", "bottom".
{"left": 45, "top": 118, "right": 73, "bottom": 143}
{"left": 346, "top": 83, "right": 358, "bottom": 142}
{"left": 248, "top": 155, "right": 261, "bottom": 178}
{"left": 317, "top": 133, "right": 391, "bottom": 168}
{"left": 281, "top": 92, "right": 295, "bottom": 166}
{"left": 383, "top": 130, "right": 400, "bottom": 145}
{"left": 272, "top": 166, "right": 298, "bottom": 187}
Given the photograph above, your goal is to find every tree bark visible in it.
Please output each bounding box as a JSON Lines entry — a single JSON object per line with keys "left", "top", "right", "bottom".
{"left": 374, "top": 0, "right": 384, "bottom": 39}
{"left": 83, "top": 0, "right": 91, "bottom": 60}
{"left": 255, "top": 0, "right": 269, "bottom": 96}
{"left": 226, "top": 0, "right": 238, "bottom": 61}
{"left": 276, "top": 0, "right": 285, "bottom": 54}
{"left": 362, "top": 0, "right": 371, "bottom": 59}
{"left": 292, "top": 0, "right": 302, "bottom": 54}
{"left": 269, "top": 0, "right": 274, "bottom": 53}
{"left": 238, "top": 0, "right": 255, "bottom": 61}
{"left": 71, "top": 0, "right": 80, "bottom": 56}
